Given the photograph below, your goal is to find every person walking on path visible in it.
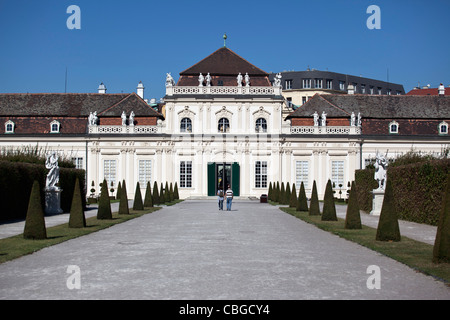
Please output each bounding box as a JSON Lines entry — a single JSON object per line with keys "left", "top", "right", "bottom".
{"left": 217, "top": 187, "right": 224, "bottom": 210}
{"left": 225, "top": 184, "right": 234, "bottom": 211}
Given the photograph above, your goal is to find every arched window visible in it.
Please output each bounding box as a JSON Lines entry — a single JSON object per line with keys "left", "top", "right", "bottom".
{"left": 389, "top": 121, "right": 399, "bottom": 134}
{"left": 218, "top": 118, "right": 230, "bottom": 133}
{"left": 50, "top": 120, "right": 60, "bottom": 133}
{"left": 255, "top": 118, "right": 267, "bottom": 132}
{"left": 439, "top": 121, "right": 448, "bottom": 135}
{"left": 180, "top": 117, "right": 192, "bottom": 132}
{"left": 5, "top": 120, "right": 14, "bottom": 133}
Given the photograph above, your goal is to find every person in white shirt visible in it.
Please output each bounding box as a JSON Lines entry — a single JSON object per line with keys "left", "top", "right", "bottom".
{"left": 225, "top": 185, "right": 234, "bottom": 211}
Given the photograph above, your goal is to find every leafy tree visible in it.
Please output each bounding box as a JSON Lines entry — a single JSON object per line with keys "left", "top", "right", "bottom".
{"left": 322, "top": 180, "right": 338, "bottom": 221}
{"left": 69, "top": 177, "right": 86, "bottom": 228}
{"left": 133, "top": 182, "right": 144, "bottom": 210}
{"left": 297, "top": 181, "right": 308, "bottom": 212}
{"left": 376, "top": 179, "right": 401, "bottom": 241}
{"left": 345, "top": 181, "right": 362, "bottom": 229}
{"left": 23, "top": 180, "right": 47, "bottom": 239}
{"left": 144, "top": 181, "right": 153, "bottom": 207}
{"left": 309, "top": 181, "right": 320, "bottom": 216}
{"left": 119, "top": 180, "right": 129, "bottom": 215}
{"left": 289, "top": 183, "right": 297, "bottom": 208}
{"left": 97, "top": 179, "right": 112, "bottom": 219}
{"left": 433, "top": 174, "right": 450, "bottom": 263}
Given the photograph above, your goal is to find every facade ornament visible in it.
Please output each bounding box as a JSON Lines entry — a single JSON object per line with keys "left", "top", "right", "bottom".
{"left": 313, "top": 111, "right": 319, "bottom": 126}
{"left": 273, "top": 73, "right": 282, "bottom": 87}
{"left": 165, "top": 73, "right": 175, "bottom": 87}
{"left": 129, "top": 111, "right": 135, "bottom": 126}
{"left": 121, "top": 111, "right": 127, "bottom": 126}
{"left": 244, "top": 73, "right": 250, "bottom": 87}
{"left": 205, "top": 73, "right": 211, "bottom": 87}
{"left": 198, "top": 73, "right": 204, "bottom": 87}
{"left": 321, "top": 111, "right": 327, "bottom": 127}
{"left": 357, "top": 112, "right": 362, "bottom": 127}
{"left": 350, "top": 112, "right": 356, "bottom": 126}
{"left": 237, "top": 73, "right": 243, "bottom": 87}
{"left": 88, "top": 111, "right": 98, "bottom": 126}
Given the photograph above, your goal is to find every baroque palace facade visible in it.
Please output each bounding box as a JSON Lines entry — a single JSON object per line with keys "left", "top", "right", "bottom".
{"left": 1, "top": 46, "right": 450, "bottom": 200}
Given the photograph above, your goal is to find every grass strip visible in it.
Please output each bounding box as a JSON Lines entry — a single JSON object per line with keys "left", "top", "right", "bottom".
{"left": 279, "top": 206, "right": 450, "bottom": 284}
{"left": 0, "top": 207, "right": 161, "bottom": 264}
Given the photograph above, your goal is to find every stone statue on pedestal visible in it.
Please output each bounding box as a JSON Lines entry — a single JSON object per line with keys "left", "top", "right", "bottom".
{"left": 45, "top": 152, "right": 60, "bottom": 191}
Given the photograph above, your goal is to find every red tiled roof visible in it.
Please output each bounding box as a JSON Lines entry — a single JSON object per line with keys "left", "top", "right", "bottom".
{"left": 406, "top": 87, "right": 450, "bottom": 96}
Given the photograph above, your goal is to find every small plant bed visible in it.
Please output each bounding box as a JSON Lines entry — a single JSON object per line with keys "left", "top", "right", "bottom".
{"left": 0, "top": 207, "right": 161, "bottom": 264}
{"left": 280, "top": 207, "right": 450, "bottom": 284}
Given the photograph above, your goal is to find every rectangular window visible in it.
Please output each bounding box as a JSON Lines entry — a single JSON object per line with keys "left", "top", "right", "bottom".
{"left": 314, "top": 79, "right": 322, "bottom": 89}
{"left": 180, "top": 161, "right": 192, "bottom": 188}
{"left": 326, "top": 79, "right": 333, "bottom": 90}
{"left": 302, "top": 96, "right": 307, "bottom": 105}
{"left": 139, "top": 160, "right": 152, "bottom": 186}
{"left": 103, "top": 160, "right": 116, "bottom": 188}
{"left": 339, "top": 81, "right": 345, "bottom": 91}
{"left": 302, "top": 79, "right": 311, "bottom": 89}
{"left": 361, "top": 84, "right": 366, "bottom": 94}
{"left": 295, "top": 161, "right": 309, "bottom": 189}
{"left": 331, "top": 160, "right": 344, "bottom": 187}
{"left": 255, "top": 161, "right": 268, "bottom": 188}
{"left": 72, "top": 157, "right": 83, "bottom": 169}
{"left": 285, "top": 80, "right": 292, "bottom": 90}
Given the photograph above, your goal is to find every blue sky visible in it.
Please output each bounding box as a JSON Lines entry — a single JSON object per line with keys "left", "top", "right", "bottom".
{"left": 0, "top": 0, "right": 449, "bottom": 100}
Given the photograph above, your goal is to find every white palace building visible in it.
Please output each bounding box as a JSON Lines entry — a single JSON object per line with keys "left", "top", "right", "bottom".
{"left": 1, "top": 45, "right": 450, "bottom": 200}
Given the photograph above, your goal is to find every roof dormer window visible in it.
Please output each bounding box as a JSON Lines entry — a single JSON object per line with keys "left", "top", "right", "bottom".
{"left": 5, "top": 120, "right": 14, "bottom": 134}
{"left": 389, "top": 121, "right": 399, "bottom": 134}
{"left": 50, "top": 120, "right": 61, "bottom": 133}
{"left": 439, "top": 121, "right": 448, "bottom": 135}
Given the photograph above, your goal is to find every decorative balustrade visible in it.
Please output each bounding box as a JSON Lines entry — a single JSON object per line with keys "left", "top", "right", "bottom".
{"left": 166, "top": 86, "right": 282, "bottom": 96}
{"left": 290, "top": 126, "right": 361, "bottom": 135}
{"left": 89, "top": 125, "right": 158, "bottom": 134}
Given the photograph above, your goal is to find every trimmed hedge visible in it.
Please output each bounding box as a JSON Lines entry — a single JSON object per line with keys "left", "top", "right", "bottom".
{"left": 0, "top": 160, "right": 86, "bottom": 222}
{"left": 356, "top": 159, "right": 450, "bottom": 226}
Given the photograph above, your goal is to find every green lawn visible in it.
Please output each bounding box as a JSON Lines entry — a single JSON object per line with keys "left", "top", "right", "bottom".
{"left": 0, "top": 206, "right": 161, "bottom": 264}
{"left": 279, "top": 206, "right": 450, "bottom": 284}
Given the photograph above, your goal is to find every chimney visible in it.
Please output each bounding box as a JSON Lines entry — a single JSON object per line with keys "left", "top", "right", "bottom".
{"left": 347, "top": 83, "right": 355, "bottom": 95}
{"left": 137, "top": 81, "right": 145, "bottom": 99}
{"left": 438, "top": 83, "right": 445, "bottom": 96}
{"left": 98, "top": 82, "right": 107, "bottom": 94}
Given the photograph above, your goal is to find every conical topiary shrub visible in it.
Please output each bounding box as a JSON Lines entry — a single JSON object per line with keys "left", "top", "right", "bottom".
{"left": 169, "top": 182, "right": 174, "bottom": 202}
{"left": 309, "top": 181, "right": 320, "bottom": 216}
{"left": 119, "top": 180, "right": 129, "bottom": 214}
{"left": 133, "top": 182, "right": 144, "bottom": 210}
{"left": 297, "top": 181, "right": 308, "bottom": 212}
{"left": 376, "top": 179, "right": 401, "bottom": 241}
{"left": 164, "top": 182, "right": 170, "bottom": 203}
{"left": 69, "top": 177, "right": 86, "bottom": 228}
{"left": 289, "top": 183, "right": 297, "bottom": 208}
{"left": 345, "top": 181, "right": 361, "bottom": 229}
{"left": 322, "top": 179, "right": 337, "bottom": 221}
{"left": 275, "top": 182, "right": 280, "bottom": 203}
{"left": 284, "top": 182, "right": 291, "bottom": 205}
{"left": 116, "top": 181, "right": 122, "bottom": 200}
{"left": 160, "top": 183, "right": 165, "bottom": 204}
{"left": 433, "top": 174, "right": 450, "bottom": 263}
{"left": 97, "top": 179, "right": 112, "bottom": 219}
{"left": 174, "top": 182, "right": 179, "bottom": 200}
{"left": 153, "top": 181, "right": 160, "bottom": 205}
{"left": 144, "top": 181, "right": 153, "bottom": 208}
{"left": 23, "top": 180, "right": 47, "bottom": 239}
{"left": 280, "top": 182, "right": 285, "bottom": 205}
{"left": 268, "top": 182, "right": 273, "bottom": 201}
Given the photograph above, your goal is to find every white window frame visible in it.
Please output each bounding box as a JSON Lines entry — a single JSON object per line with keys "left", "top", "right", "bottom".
{"left": 255, "top": 118, "right": 267, "bottom": 133}
{"left": 138, "top": 160, "right": 152, "bottom": 186}
{"left": 339, "top": 81, "right": 345, "bottom": 91}
{"left": 218, "top": 117, "right": 230, "bottom": 133}
{"left": 285, "top": 80, "right": 292, "bottom": 90}
{"left": 180, "top": 117, "right": 192, "bottom": 133}
{"left": 389, "top": 121, "right": 399, "bottom": 134}
{"left": 5, "top": 120, "right": 14, "bottom": 133}
{"left": 295, "top": 161, "right": 309, "bottom": 189}
{"left": 72, "top": 157, "right": 83, "bottom": 169}
{"left": 255, "top": 161, "right": 268, "bottom": 188}
{"left": 314, "top": 79, "right": 323, "bottom": 89}
{"left": 326, "top": 79, "right": 332, "bottom": 90}
{"left": 302, "top": 79, "right": 311, "bottom": 89}
{"left": 50, "top": 120, "right": 60, "bottom": 133}
{"left": 180, "top": 161, "right": 192, "bottom": 188}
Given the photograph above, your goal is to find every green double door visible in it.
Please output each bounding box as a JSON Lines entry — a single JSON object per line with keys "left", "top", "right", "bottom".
{"left": 207, "top": 162, "right": 240, "bottom": 196}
